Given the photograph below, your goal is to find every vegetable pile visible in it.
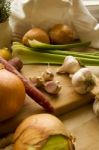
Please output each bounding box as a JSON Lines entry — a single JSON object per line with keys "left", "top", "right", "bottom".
{"left": 11, "top": 26, "right": 98, "bottom": 96}
{"left": 57, "top": 56, "right": 96, "bottom": 95}
{"left": 0, "top": 57, "right": 54, "bottom": 113}
{"left": 30, "top": 69, "right": 61, "bottom": 95}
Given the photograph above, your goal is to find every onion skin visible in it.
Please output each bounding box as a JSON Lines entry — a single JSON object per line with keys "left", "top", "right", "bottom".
{"left": 22, "top": 28, "right": 50, "bottom": 46}
{"left": 0, "top": 69, "right": 25, "bottom": 121}
{"left": 13, "top": 114, "right": 75, "bottom": 150}
{"left": 49, "top": 24, "right": 75, "bottom": 45}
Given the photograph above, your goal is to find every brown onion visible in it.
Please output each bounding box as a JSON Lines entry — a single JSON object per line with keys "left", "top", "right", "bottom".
{"left": 22, "top": 27, "right": 50, "bottom": 45}
{"left": 13, "top": 114, "right": 75, "bottom": 150}
{"left": 0, "top": 68, "right": 25, "bottom": 121}
{"left": 49, "top": 24, "right": 76, "bottom": 44}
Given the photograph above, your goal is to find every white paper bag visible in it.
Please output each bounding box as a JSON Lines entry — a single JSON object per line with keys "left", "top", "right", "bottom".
{"left": 70, "top": 0, "right": 99, "bottom": 49}
{"left": 10, "top": 0, "right": 99, "bottom": 49}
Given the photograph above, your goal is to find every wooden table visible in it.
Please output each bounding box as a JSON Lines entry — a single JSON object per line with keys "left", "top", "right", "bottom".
{"left": 60, "top": 103, "right": 99, "bottom": 150}
{"left": 1, "top": 103, "right": 99, "bottom": 150}
{"left": 1, "top": 65, "right": 99, "bottom": 150}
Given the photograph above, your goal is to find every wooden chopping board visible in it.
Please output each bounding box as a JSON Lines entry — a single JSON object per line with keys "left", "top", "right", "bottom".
{"left": 0, "top": 64, "right": 97, "bottom": 136}
{"left": 22, "top": 64, "right": 95, "bottom": 115}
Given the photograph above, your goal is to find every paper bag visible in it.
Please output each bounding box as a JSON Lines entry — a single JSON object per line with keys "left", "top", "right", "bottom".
{"left": 9, "top": 0, "right": 99, "bottom": 49}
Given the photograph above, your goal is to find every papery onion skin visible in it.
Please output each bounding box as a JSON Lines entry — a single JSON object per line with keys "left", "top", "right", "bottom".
{"left": 13, "top": 114, "right": 75, "bottom": 150}
{"left": 22, "top": 28, "right": 50, "bottom": 46}
{"left": 0, "top": 69, "right": 25, "bottom": 121}
{"left": 49, "top": 24, "right": 75, "bottom": 45}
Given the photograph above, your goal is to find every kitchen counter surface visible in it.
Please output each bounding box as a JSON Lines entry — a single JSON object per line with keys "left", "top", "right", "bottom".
{"left": 60, "top": 103, "right": 99, "bottom": 150}
{"left": 0, "top": 101, "right": 99, "bottom": 150}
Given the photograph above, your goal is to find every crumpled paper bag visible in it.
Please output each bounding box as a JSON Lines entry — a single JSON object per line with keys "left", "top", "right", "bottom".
{"left": 10, "top": 0, "right": 72, "bottom": 41}
{"left": 9, "top": 0, "right": 99, "bottom": 49}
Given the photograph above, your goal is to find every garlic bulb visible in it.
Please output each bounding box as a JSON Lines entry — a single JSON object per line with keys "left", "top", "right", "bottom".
{"left": 57, "top": 56, "right": 81, "bottom": 74}
{"left": 72, "top": 68, "right": 96, "bottom": 94}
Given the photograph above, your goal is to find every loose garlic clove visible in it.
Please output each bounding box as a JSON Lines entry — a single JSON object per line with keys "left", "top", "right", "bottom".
{"left": 44, "top": 80, "right": 61, "bottom": 94}
{"left": 57, "top": 56, "right": 81, "bottom": 74}
{"left": 30, "top": 76, "right": 44, "bottom": 87}
{"left": 41, "top": 69, "right": 54, "bottom": 81}
{"left": 72, "top": 68, "right": 96, "bottom": 94}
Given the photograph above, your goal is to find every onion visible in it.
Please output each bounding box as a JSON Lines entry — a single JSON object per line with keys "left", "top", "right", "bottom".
{"left": 49, "top": 24, "right": 76, "bottom": 45}
{"left": 13, "top": 114, "right": 75, "bottom": 150}
{"left": 22, "top": 28, "right": 50, "bottom": 45}
{"left": 0, "top": 68, "right": 25, "bottom": 121}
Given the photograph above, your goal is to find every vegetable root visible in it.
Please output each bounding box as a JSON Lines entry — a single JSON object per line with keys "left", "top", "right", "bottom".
{"left": 9, "top": 57, "right": 23, "bottom": 72}
{"left": 0, "top": 57, "right": 54, "bottom": 113}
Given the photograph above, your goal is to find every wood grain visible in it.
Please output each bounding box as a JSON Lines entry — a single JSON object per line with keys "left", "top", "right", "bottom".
{"left": 0, "top": 65, "right": 95, "bottom": 135}
{"left": 60, "top": 104, "right": 99, "bottom": 150}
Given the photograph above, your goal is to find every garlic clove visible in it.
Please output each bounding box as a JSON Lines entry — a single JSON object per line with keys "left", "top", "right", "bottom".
{"left": 57, "top": 56, "right": 81, "bottom": 74}
{"left": 43, "top": 80, "right": 61, "bottom": 94}
{"left": 30, "top": 76, "right": 44, "bottom": 87}
{"left": 41, "top": 69, "right": 54, "bottom": 81}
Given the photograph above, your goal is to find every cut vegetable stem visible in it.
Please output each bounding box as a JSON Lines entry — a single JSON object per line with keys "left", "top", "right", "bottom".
{"left": 12, "top": 44, "right": 64, "bottom": 65}
{"left": 28, "top": 40, "right": 91, "bottom": 50}
{"left": 12, "top": 42, "right": 99, "bottom": 66}
{"left": 36, "top": 49, "right": 99, "bottom": 60}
